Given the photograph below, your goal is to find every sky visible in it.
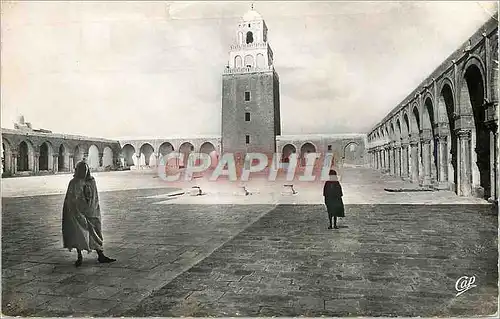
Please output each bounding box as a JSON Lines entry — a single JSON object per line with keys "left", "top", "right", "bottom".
{"left": 1, "top": 1, "right": 498, "bottom": 139}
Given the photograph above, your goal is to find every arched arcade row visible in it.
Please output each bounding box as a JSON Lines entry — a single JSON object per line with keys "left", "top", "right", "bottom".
{"left": 368, "top": 53, "right": 498, "bottom": 201}
{"left": 1, "top": 137, "right": 118, "bottom": 176}
{"left": 120, "top": 141, "right": 219, "bottom": 170}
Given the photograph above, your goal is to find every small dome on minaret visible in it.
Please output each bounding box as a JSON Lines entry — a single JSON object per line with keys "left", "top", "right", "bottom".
{"left": 242, "top": 9, "right": 262, "bottom": 22}
{"left": 241, "top": 4, "right": 263, "bottom": 22}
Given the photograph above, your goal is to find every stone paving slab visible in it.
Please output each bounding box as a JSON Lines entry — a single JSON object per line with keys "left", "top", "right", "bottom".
{"left": 124, "top": 204, "right": 497, "bottom": 317}
{"left": 2, "top": 188, "right": 275, "bottom": 316}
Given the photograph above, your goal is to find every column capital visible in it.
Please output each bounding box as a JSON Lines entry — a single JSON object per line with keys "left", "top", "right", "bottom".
{"left": 409, "top": 134, "right": 420, "bottom": 145}
{"left": 11, "top": 151, "right": 18, "bottom": 156}
{"left": 420, "top": 137, "right": 432, "bottom": 144}
{"left": 435, "top": 123, "right": 450, "bottom": 136}
{"left": 456, "top": 129, "right": 472, "bottom": 139}
{"left": 436, "top": 135, "right": 448, "bottom": 142}
{"left": 34, "top": 152, "right": 40, "bottom": 157}
{"left": 393, "top": 142, "right": 401, "bottom": 148}
{"left": 485, "top": 122, "right": 498, "bottom": 133}
{"left": 454, "top": 114, "right": 475, "bottom": 131}
{"left": 52, "top": 154, "right": 59, "bottom": 158}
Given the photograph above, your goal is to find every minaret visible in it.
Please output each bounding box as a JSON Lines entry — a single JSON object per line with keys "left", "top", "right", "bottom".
{"left": 221, "top": 6, "right": 281, "bottom": 166}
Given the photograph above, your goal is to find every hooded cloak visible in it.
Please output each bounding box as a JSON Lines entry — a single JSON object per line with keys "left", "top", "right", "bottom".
{"left": 62, "top": 161, "right": 103, "bottom": 252}
{"left": 323, "top": 170, "right": 345, "bottom": 217}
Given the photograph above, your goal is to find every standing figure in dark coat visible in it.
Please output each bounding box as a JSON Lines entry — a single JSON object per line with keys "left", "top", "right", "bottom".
{"left": 62, "top": 161, "right": 116, "bottom": 267}
{"left": 323, "top": 169, "right": 345, "bottom": 229}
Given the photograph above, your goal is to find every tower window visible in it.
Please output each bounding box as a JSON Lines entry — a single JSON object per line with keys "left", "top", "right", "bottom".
{"left": 248, "top": 23, "right": 251, "bottom": 27}
{"left": 245, "top": 112, "right": 250, "bottom": 121}
{"left": 246, "top": 31, "right": 254, "bottom": 44}
{"left": 245, "top": 91, "right": 250, "bottom": 101}
{"left": 328, "top": 145, "right": 332, "bottom": 151}
{"left": 246, "top": 135, "right": 250, "bottom": 144}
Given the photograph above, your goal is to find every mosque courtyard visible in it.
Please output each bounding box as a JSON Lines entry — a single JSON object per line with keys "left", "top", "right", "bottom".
{"left": 1, "top": 167, "right": 497, "bottom": 317}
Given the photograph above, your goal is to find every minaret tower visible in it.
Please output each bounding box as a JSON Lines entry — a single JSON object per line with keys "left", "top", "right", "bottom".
{"left": 221, "top": 5, "right": 281, "bottom": 165}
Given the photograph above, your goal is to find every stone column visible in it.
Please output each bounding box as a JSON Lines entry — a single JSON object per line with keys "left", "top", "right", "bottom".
{"left": 377, "top": 149, "right": 381, "bottom": 170}
{"left": 381, "top": 147, "right": 386, "bottom": 171}
{"left": 436, "top": 135, "right": 449, "bottom": 189}
{"left": 379, "top": 148, "right": 383, "bottom": 170}
{"left": 384, "top": 145, "right": 389, "bottom": 173}
{"left": 53, "top": 154, "right": 59, "bottom": 173}
{"left": 33, "top": 152, "right": 40, "bottom": 174}
{"left": 401, "top": 141, "right": 409, "bottom": 179}
{"left": 3, "top": 150, "right": 11, "bottom": 175}
{"left": 136, "top": 153, "right": 141, "bottom": 169}
{"left": 98, "top": 152, "right": 104, "bottom": 168}
{"left": 410, "top": 138, "right": 419, "bottom": 184}
{"left": 117, "top": 154, "right": 124, "bottom": 168}
{"left": 385, "top": 145, "right": 390, "bottom": 174}
{"left": 420, "top": 130, "right": 432, "bottom": 186}
{"left": 155, "top": 152, "right": 161, "bottom": 168}
{"left": 11, "top": 152, "right": 18, "bottom": 175}
{"left": 394, "top": 142, "right": 401, "bottom": 177}
{"left": 69, "top": 154, "right": 74, "bottom": 172}
{"left": 485, "top": 101, "right": 498, "bottom": 202}
{"left": 457, "top": 129, "right": 472, "bottom": 197}
{"left": 485, "top": 122, "right": 498, "bottom": 202}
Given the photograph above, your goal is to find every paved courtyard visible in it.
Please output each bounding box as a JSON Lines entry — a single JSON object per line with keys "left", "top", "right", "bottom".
{"left": 1, "top": 168, "right": 498, "bottom": 317}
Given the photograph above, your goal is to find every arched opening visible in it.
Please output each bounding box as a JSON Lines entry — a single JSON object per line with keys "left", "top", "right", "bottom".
{"left": 343, "top": 142, "right": 360, "bottom": 165}
{"left": 234, "top": 55, "right": 242, "bottom": 68}
{"left": 39, "top": 142, "right": 51, "bottom": 171}
{"left": 158, "top": 142, "right": 174, "bottom": 167}
{"left": 281, "top": 144, "right": 296, "bottom": 163}
{"left": 424, "top": 97, "right": 438, "bottom": 182}
{"left": 122, "top": 144, "right": 136, "bottom": 167}
{"left": 300, "top": 142, "right": 316, "bottom": 167}
{"left": 244, "top": 55, "right": 254, "bottom": 68}
{"left": 159, "top": 142, "right": 174, "bottom": 156}
{"left": 461, "top": 64, "right": 489, "bottom": 198}
{"left": 402, "top": 115, "right": 411, "bottom": 176}
{"left": 246, "top": 31, "right": 253, "bottom": 44}
{"left": 410, "top": 106, "right": 421, "bottom": 181}
{"left": 403, "top": 115, "right": 410, "bottom": 140}
{"left": 74, "top": 145, "right": 84, "bottom": 167}
{"left": 17, "top": 141, "right": 30, "bottom": 171}
{"left": 396, "top": 119, "right": 402, "bottom": 140}
{"left": 238, "top": 32, "right": 243, "bottom": 45}
{"left": 58, "top": 144, "right": 66, "bottom": 171}
{"left": 439, "top": 84, "right": 457, "bottom": 193}
{"left": 139, "top": 143, "right": 154, "bottom": 167}
{"left": 200, "top": 142, "right": 218, "bottom": 168}
{"left": 102, "top": 147, "right": 113, "bottom": 168}
{"left": 179, "top": 142, "right": 194, "bottom": 168}
{"left": 88, "top": 145, "right": 100, "bottom": 169}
